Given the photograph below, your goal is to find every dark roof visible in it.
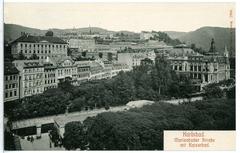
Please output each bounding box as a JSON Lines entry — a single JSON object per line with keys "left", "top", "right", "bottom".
{"left": 11, "top": 35, "right": 67, "bottom": 44}
{"left": 24, "top": 62, "right": 44, "bottom": 68}
{"left": 4, "top": 62, "right": 19, "bottom": 75}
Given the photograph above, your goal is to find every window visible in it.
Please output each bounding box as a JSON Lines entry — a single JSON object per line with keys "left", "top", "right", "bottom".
{"left": 174, "top": 65, "right": 178, "bottom": 70}
{"left": 179, "top": 66, "right": 182, "bottom": 71}
{"left": 190, "top": 65, "right": 193, "bottom": 71}
{"left": 5, "top": 92, "right": 8, "bottom": 98}
{"left": 14, "top": 90, "right": 17, "bottom": 96}
{"left": 5, "top": 85, "right": 8, "bottom": 89}
{"left": 10, "top": 91, "right": 12, "bottom": 97}
{"left": 198, "top": 74, "right": 201, "bottom": 79}
{"left": 194, "top": 66, "right": 197, "bottom": 71}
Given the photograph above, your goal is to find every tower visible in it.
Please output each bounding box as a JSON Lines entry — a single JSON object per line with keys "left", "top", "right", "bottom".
{"left": 224, "top": 45, "right": 229, "bottom": 58}
{"left": 89, "top": 24, "right": 92, "bottom": 35}
{"left": 209, "top": 38, "right": 216, "bottom": 53}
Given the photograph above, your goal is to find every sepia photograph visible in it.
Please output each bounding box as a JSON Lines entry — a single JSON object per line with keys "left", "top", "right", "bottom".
{"left": 3, "top": 1, "right": 236, "bottom": 151}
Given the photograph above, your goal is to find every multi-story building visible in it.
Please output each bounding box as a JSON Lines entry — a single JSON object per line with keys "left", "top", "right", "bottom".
{"left": 43, "top": 62, "right": 58, "bottom": 91}
{"left": 117, "top": 51, "right": 156, "bottom": 69}
{"left": 11, "top": 32, "right": 68, "bottom": 60}
{"left": 89, "top": 60, "right": 105, "bottom": 80}
{"left": 4, "top": 62, "right": 20, "bottom": 102}
{"left": 111, "top": 63, "right": 131, "bottom": 77}
{"left": 13, "top": 60, "right": 45, "bottom": 98}
{"left": 49, "top": 56, "right": 75, "bottom": 83}
{"left": 73, "top": 60, "right": 91, "bottom": 85}
{"left": 68, "top": 38, "right": 96, "bottom": 52}
{"left": 167, "top": 39, "right": 230, "bottom": 91}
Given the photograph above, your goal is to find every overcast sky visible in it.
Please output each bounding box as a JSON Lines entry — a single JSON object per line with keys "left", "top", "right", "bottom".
{"left": 4, "top": 2, "right": 235, "bottom": 32}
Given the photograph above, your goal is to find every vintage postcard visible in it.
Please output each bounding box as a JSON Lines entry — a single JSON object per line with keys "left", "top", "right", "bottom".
{"left": 3, "top": 1, "right": 236, "bottom": 151}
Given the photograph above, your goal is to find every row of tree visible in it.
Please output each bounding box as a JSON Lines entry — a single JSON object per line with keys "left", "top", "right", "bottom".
{"left": 62, "top": 96, "right": 235, "bottom": 150}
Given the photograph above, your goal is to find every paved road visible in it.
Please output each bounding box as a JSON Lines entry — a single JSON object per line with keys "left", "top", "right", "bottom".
{"left": 12, "top": 105, "right": 128, "bottom": 130}
{"left": 19, "top": 133, "right": 65, "bottom": 150}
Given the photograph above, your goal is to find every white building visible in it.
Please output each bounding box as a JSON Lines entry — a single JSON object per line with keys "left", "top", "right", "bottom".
{"left": 11, "top": 32, "right": 68, "bottom": 60}
{"left": 13, "top": 60, "right": 45, "bottom": 98}
{"left": 117, "top": 51, "right": 156, "bottom": 69}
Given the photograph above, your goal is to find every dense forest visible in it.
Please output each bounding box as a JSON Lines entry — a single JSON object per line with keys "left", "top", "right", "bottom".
{"left": 6, "top": 56, "right": 196, "bottom": 121}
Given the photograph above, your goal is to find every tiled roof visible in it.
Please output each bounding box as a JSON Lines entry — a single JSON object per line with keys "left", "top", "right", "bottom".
{"left": 11, "top": 35, "right": 67, "bottom": 44}
{"left": 4, "top": 62, "right": 19, "bottom": 75}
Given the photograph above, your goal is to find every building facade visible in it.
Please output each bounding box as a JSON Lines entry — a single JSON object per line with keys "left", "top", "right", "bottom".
{"left": 43, "top": 63, "right": 58, "bottom": 91}
{"left": 167, "top": 40, "right": 230, "bottom": 91}
{"left": 74, "top": 61, "right": 91, "bottom": 85}
{"left": 13, "top": 60, "right": 45, "bottom": 98}
{"left": 11, "top": 32, "right": 68, "bottom": 60}
{"left": 4, "top": 62, "right": 20, "bottom": 102}
{"left": 117, "top": 51, "right": 156, "bottom": 69}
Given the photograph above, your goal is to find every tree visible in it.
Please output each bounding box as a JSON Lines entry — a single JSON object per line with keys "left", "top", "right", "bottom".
{"left": 107, "top": 52, "right": 113, "bottom": 61}
{"left": 58, "top": 80, "right": 74, "bottom": 95}
{"left": 82, "top": 51, "right": 87, "bottom": 57}
{"left": 45, "top": 31, "right": 54, "bottom": 36}
{"left": 227, "top": 87, "right": 235, "bottom": 99}
{"left": 67, "top": 47, "right": 72, "bottom": 56}
{"left": 4, "top": 130, "right": 15, "bottom": 150}
{"left": 18, "top": 51, "right": 27, "bottom": 60}
{"left": 151, "top": 56, "right": 173, "bottom": 98}
{"left": 98, "top": 52, "right": 103, "bottom": 58}
{"left": 204, "top": 84, "right": 224, "bottom": 99}
{"left": 63, "top": 121, "right": 86, "bottom": 150}
{"left": 29, "top": 53, "right": 39, "bottom": 60}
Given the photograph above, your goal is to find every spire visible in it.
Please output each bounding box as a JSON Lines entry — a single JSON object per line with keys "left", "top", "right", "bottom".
{"left": 89, "top": 24, "right": 92, "bottom": 35}
{"left": 224, "top": 45, "right": 229, "bottom": 58}
{"left": 209, "top": 38, "right": 216, "bottom": 53}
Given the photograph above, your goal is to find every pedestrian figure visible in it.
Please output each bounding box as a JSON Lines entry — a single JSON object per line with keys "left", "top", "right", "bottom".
{"left": 30, "top": 136, "right": 34, "bottom": 142}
